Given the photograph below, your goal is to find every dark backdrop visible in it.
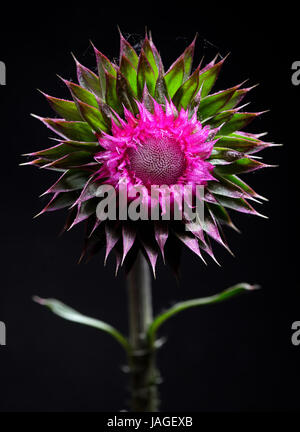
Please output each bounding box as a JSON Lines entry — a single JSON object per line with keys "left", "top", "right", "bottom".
{"left": 0, "top": 5, "right": 297, "bottom": 412}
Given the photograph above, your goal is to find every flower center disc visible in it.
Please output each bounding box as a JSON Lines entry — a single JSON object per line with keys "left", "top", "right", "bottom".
{"left": 127, "top": 136, "right": 185, "bottom": 186}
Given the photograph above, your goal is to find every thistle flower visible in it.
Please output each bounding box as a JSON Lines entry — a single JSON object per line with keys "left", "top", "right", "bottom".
{"left": 24, "top": 31, "right": 276, "bottom": 275}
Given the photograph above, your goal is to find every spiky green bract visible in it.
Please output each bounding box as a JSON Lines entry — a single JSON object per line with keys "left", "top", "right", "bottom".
{"left": 24, "top": 31, "right": 277, "bottom": 275}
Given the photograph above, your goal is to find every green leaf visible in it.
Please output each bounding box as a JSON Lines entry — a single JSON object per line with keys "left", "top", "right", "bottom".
{"left": 142, "top": 85, "right": 155, "bottom": 112}
{"left": 148, "top": 34, "right": 162, "bottom": 72}
{"left": 209, "top": 147, "right": 244, "bottom": 165}
{"left": 154, "top": 67, "right": 168, "bottom": 105}
{"left": 208, "top": 177, "right": 248, "bottom": 199}
{"left": 98, "top": 100, "right": 124, "bottom": 129}
{"left": 43, "top": 170, "right": 91, "bottom": 194}
{"left": 74, "top": 98, "right": 109, "bottom": 133}
{"left": 182, "top": 36, "right": 196, "bottom": 80}
{"left": 221, "top": 174, "right": 267, "bottom": 201}
{"left": 202, "top": 109, "right": 235, "bottom": 127}
{"left": 32, "top": 116, "right": 96, "bottom": 141}
{"left": 119, "top": 31, "right": 139, "bottom": 69}
{"left": 164, "top": 57, "right": 184, "bottom": 98}
{"left": 194, "top": 209, "right": 232, "bottom": 253}
{"left": 61, "top": 140, "right": 98, "bottom": 150}
{"left": 214, "top": 157, "right": 267, "bottom": 175}
{"left": 218, "top": 112, "right": 262, "bottom": 135}
{"left": 42, "top": 93, "right": 82, "bottom": 121}
{"left": 120, "top": 55, "right": 138, "bottom": 96}
{"left": 33, "top": 296, "right": 130, "bottom": 353}
{"left": 216, "top": 135, "right": 268, "bottom": 154}
{"left": 105, "top": 72, "right": 122, "bottom": 114}
{"left": 213, "top": 195, "right": 261, "bottom": 216}
{"left": 76, "top": 176, "right": 100, "bottom": 205}
{"left": 36, "top": 191, "right": 80, "bottom": 215}
{"left": 116, "top": 70, "right": 137, "bottom": 113}
{"left": 172, "top": 66, "right": 200, "bottom": 110}
{"left": 197, "top": 86, "right": 239, "bottom": 121}
{"left": 95, "top": 48, "right": 117, "bottom": 77}
{"left": 70, "top": 198, "right": 99, "bottom": 228}
{"left": 142, "top": 36, "right": 159, "bottom": 79}
{"left": 24, "top": 140, "right": 98, "bottom": 160}
{"left": 198, "top": 57, "right": 226, "bottom": 98}
{"left": 137, "top": 50, "right": 156, "bottom": 97}
{"left": 221, "top": 87, "right": 249, "bottom": 110}
{"left": 62, "top": 78, "right": 98, "bottom": 108}
{"left": 93, "top": 45, "right": 117, "bottom": 99}
{"left": 147, "top": 283, "right": 260, "bottom": 345}
{"left": 41, "top": 151, "right": 93, "bottom": 169}
{"left": 207, "top": 202, "right": 238, "bottom": 231}
{"left": 74, "top": 56, "right": 101, "bottom": 97}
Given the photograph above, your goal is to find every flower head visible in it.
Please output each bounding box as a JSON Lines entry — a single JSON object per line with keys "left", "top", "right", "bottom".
{"left": 95, "top": 100, "right": 215, "bottom": 188}
{"left": 24, "top": 31, "right": 277, "bottom": 275}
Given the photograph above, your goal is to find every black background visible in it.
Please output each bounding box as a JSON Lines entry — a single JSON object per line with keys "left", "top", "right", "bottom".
{"left": 0, "top": 5, "right": 297, "bottom": 412}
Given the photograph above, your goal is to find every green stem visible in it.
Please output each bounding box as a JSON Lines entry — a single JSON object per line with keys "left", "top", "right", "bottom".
{"left": 126, "top": 252, "right": 160, "bottom": 412}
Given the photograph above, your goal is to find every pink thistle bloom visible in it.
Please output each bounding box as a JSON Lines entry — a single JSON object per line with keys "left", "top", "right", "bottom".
{"left": 25, "top": 31, "right": 276, "bottom": 275}
{"left": 95, "top": 99, "right": 215, "bottom": 191}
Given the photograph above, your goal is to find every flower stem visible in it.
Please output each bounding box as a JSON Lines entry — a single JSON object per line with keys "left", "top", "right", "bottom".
{"left": 126, "top": 252, "right": 160, "bottom": 412}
